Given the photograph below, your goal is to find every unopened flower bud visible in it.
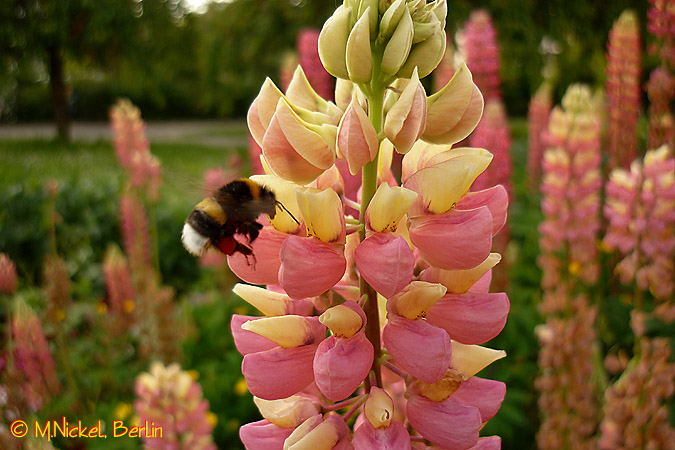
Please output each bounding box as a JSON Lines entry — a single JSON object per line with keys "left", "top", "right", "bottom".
{"left": 381, "top": 7, "right": 414, "bottom": 75}
{"left": 346, "top": 9, "right": 373, "bottom": 83}
{"left": 364, "top": 387, "right": 394, "bottom": 428}
{"left": 318, "top": 6, "right": 353, "bottom": 79}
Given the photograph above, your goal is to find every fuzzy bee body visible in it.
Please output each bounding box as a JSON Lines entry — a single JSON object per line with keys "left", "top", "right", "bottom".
{"left": 181, "top": 179, "right": 284, "bottom": 264}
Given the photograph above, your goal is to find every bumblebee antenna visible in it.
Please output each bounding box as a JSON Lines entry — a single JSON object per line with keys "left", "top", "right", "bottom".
{"left": 275, "top": 200, "right": 300, "bottom": 225}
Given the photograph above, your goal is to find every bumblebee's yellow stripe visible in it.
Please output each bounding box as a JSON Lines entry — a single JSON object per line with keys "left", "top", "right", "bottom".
{"left": 196, "top": 197, "right": 227, "bottom": 225}
{"left": 241, "top": 178, "right": 261, "bottom": 199}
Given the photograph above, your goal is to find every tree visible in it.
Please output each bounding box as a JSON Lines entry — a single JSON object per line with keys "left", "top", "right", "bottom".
{"left": 0, "top": 0, "right": 139, "bottom": 141}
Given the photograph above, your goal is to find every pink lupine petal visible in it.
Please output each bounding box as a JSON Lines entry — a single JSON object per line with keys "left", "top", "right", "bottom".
{"left": 353, "top": 420, "right": 411, "bottom": 450}
{"left": 279, "top": 235, "right": 347, "bottom": 299}
{"left": 408, "top": 207, "right": 493, "bottom": 270}
{"left": 354, "top": 233, "right": 415, "bottom": 298}
{"left": 242, "top": 344, "right": 319, "bottom": 400}
{"left": 456, "top": 185, "right": 508, "bottom": 236}
{"left": 314, "top": 332, "right": 374, "bottom": 402}
{"left": 382, "top": 315, "right": 451, "bottom": 383}
{"left": 228, "top": 227, "right": 287, "bottom": 285}
{"left": 406, "top": 394, "right": 482, "bottom": 450}
{"left": 239, "top": 419, "right": 294, "bottom": 450}
{"left": 469, "top": 436, "right": 502, "bottom": 450}
{"left": 337, "top": 99, "right": 379, "bottom": 175}
{"left": 247, "top": 79, "right": 285, "bottom": 146}
{"left": 468, "top": 269, "right": 492, "bottom": 293}
{"left": 450, "top": 377, "right": 506, "bottom": 423}
{"left": 231, "top": 315, "right": 278, "bottom": 356}
{"left": 426, "top": 292, "right": 510, "bottom": 345}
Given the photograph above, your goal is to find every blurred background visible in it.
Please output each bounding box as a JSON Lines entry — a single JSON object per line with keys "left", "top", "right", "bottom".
{"left": 1, "top": 1, "right": 673, "bottom": 450}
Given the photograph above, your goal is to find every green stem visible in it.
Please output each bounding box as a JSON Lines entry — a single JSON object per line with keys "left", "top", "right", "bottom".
{"left": 360, "top": 66, "right": 385, "bottom": 390}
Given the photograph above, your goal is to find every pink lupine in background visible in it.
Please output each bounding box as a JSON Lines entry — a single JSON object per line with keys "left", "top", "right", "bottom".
{"left": 647, "top": 0, "right": 675, "bottom": 151}
{"left": 461, "top": 10, "right": 502, "bottom": 101}
{"left": 224, "top": 1, "right": 512, "bottom": 447}
{"left": 539, "top": 85, "right": 602, "bottom": 289}
{"left": 8, "top": 300, "right": 61, "bottom": 413}
{"left": 606, "top": 10, "right": 642, "bottom": 171}
{"left": 433, "top": 35, "right": 455, "bottom": 94}
{"left": 469, "top": 100, "right": 512, "bottom": 290}
{"left": 43, "top": 254, "right": 71, "bottom": 325}
{"left": 135, "top": 362, "right": 217, "bottom": 450}
{"left": 604, "top": 146, "right": 675, "bottom": 321}
{"left": 536, "top": 85, "right": 603, "bottom": 450}
{"left": 527, "top": 82, "right": 553, "bottom": 189}
{"left": 646, "top": 67, "right": 675, "bottom": 151}
{"left": 599, "top": 335, "right": 675, "bottom": 450}
{"left": 297, "top": 28, "right": 334, "bottom": 101}
{"left": 0, "top": 253, "right": 17, "bottom": 295}
{"left": 110, "top": 99, "right": 183, "bottom": 363}
{"left": 102, "top": 245, "right": 136, "bottom": 335}
{"left": 120, "top": 191, "right": 154, "bottom": 275}
{"left": 535, "top": 293, "right": 600, "bottom": 450}
{"left": 471, "top": 101, "right": 512, "bottom": 198}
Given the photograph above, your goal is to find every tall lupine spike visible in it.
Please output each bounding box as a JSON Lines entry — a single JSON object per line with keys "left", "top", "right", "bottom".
{"left": 646, "top": 0, "right": 675, "bottom": 152}
{"left": 604, "top": 146, "right": 675, "bottom": 319}
{"left": 102, "top": 245, "right": 136, "bottom": 335}
{"left": 606, "top": 10, "right": 642, "bottom": 170}
{"left": 43, "top": 255, "right": 71, "bottom": 325}
{"left": 461, "top": 10, "right": 502, "bottom": 101}
{"left": 119, "top": 191, "right": 153, "bottom": 275}
{"left": 298, "top": 29, "right": 335, "bottom": 101}
{"left": 0, "top": 253, "right": 18, "bottom": 295}
{"left": 10, "top": 299, "right": 61, "bottom": 412}
{"left": 468, "top": 99, "right": 512, "bottom": 291}
{"left": 536, "top": 84, "right": 602, "bottom": 450}
{"left": 109, "top": 99, "right": 162, "bottom": 201}
{"left": 599, "top": 337, "right": 675, "bottom": 450}
{"left": 535, "top": 295, "right": 600, "bottom": 450}
{"left": 193, "top": 1, "right": 511, "bottom": 447}
{"left": 527, "top": 82, "right": 552, "bottom": 190}
{"left": 134, "top": 362, "right": 217, "bottom": 450}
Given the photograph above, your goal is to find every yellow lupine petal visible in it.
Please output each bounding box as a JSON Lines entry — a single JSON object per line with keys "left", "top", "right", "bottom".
{"left": 241, "top": 315, "right": 316, "bottom": 349}
{"left": 450, "top": 341, "right": 506, "bottom": 378}
{"left": 250, "top": 174, "right": 302, "bottom": 234}
{"left": 296, "top": 188, "right": 345, "bottom": 242}
{"left": 254, "top": 396, "right": 320, "bottom": 429}
{"left": 319, "top": 304, "right": 362, "bottom": 338}
{"left": 367, "top": 183, "right": 418, "bottom": 232}
{"left": 427, "top": 253, "right": 501, "bottom": 294}
{"left": 401, "top": 139, "right": 451, "bottom": 183}
{"left": 232, "top": 283, "right": 292, "bottom": 317}
{"left": 389, "top": 281, "right": 447, "bottom": 319}
{"left": 285, "top": 418, "right": 339, "bottom": 450}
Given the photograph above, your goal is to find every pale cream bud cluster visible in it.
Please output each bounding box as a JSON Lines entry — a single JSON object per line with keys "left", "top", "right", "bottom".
{"left": 319, "top": 0, "right": 448, "bottom": 84}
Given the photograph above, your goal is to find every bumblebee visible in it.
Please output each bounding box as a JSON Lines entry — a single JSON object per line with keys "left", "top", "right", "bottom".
{"left": 181, "top": 178, "right": 297, "bottom": 264}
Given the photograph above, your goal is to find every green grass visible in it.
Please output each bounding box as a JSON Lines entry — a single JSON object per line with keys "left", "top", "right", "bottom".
{"left": 0, "top": 138, "right": 247, "bottom": 211}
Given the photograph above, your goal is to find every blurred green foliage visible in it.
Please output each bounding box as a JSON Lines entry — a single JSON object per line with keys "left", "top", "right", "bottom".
{"left": 0, "top": 0, "right": 651, "bottom": 122}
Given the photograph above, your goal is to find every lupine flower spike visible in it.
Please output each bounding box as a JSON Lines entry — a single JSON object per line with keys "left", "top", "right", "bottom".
{"left": 135, "top": 362, "right": 217, "bottom": 450}
{"left": 193, "top": 1, "right": 512, "bottom": 448}
{"left": 536, "top": 85, "right": 603, "bottom": 450}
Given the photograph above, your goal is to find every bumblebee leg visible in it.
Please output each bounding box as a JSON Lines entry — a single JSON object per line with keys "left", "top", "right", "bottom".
{"left": 238, "top": 221, "right": 263, "bottom": 243}
{"left": 233, "top": 240, "right": 257, "bottom": 268}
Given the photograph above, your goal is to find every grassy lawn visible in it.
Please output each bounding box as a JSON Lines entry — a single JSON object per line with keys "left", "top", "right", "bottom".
{"left": 0, "top": 138, "right": 247, "bottom": 211}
